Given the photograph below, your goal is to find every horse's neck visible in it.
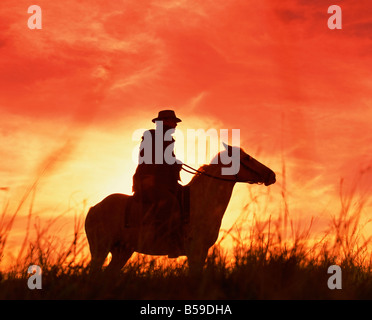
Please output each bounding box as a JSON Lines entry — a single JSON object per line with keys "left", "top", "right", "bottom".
{"left": 189, "top": 165, "right": 236, "bottom": 222}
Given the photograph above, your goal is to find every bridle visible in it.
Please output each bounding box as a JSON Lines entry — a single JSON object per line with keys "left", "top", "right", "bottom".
{"left": 181, "top": 157, "right": 264, "bottom": 184}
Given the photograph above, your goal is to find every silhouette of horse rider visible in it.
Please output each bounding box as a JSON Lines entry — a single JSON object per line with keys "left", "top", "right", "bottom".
{"left": 132, "top": 110, "right": 183, "bottom": 256}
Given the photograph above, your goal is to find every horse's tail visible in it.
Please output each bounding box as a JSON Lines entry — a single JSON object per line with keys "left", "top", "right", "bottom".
{"left": 85, "top": 204, "right": 101, "bottom": 255}
{"left": 85, "top": 199, "right": 102, "bottom": 230}
{"left": 85, "top": 194, "right": 130, "bottom": 255}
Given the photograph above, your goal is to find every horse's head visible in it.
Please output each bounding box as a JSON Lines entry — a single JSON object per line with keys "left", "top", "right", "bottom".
{"left": 219, "top": 143, "right": 276, "bottom": 186}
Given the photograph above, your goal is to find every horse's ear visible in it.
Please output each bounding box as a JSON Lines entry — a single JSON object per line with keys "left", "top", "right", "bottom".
{"left": 222, "top": 142, "right": 234, "bottom": 156}
{"left": 222, "top": 142, "right": 230, "bottom": 150}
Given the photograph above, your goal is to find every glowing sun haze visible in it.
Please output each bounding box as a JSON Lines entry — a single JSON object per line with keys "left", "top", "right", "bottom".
{"left": 1, "top": 0, "right": 372, "bottom": 255}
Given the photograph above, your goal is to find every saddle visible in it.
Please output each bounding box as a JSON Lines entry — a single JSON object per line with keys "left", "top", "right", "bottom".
{"left": 124, "top": 185, "right": 190, "bottom": 229}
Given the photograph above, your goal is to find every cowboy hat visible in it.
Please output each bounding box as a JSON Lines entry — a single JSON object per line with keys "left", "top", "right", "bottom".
{"left": 152, "top": 110, "right": 182, "bottom": 123}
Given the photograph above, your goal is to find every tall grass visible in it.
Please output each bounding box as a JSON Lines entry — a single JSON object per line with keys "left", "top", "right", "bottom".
{"left": 0, "top": 188, "right": 89, "bottom": 279}
{"left": 1, "top": 174, "right": 372, "bottom": 299}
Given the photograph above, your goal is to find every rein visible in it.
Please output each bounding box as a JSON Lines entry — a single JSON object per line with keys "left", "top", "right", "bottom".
{"left": 181, "top": 163, "right": 238, "bottom": 182}
{"left": 181, "top": 160, "right": 264, "bottom": 185}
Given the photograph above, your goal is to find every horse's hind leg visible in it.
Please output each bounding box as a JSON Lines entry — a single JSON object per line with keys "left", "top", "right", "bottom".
{"left": 106, "top": 246, "right": 133, "bottom": 275}
{"left": 89, "top": 246, "right": 109, "bottom": 274}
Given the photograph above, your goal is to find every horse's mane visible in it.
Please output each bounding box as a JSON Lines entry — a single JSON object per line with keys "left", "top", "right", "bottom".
{"left": 186, "top": 164, "right": 211, "bottom": 186}
{"left": 184, "top": 151, "right": 226, "bottom": 187}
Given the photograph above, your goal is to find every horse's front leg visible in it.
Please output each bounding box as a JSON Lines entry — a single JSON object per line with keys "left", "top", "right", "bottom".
{"left": 186, "top": 245, "right": 208, "bottom": 275}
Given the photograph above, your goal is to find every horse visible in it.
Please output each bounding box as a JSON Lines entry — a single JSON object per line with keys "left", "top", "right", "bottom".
{"left": 85, "top": 143, "right": 276, "bottom": 274}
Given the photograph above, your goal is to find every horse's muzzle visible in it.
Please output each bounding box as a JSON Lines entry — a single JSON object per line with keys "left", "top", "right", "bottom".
{"left": 264, "top": 171, "right": 276, "bottom": 186}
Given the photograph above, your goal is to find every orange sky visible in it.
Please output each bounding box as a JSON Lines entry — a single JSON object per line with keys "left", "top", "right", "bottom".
{"left": 1, "top": 0, "right": 372, "bottom": 262}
